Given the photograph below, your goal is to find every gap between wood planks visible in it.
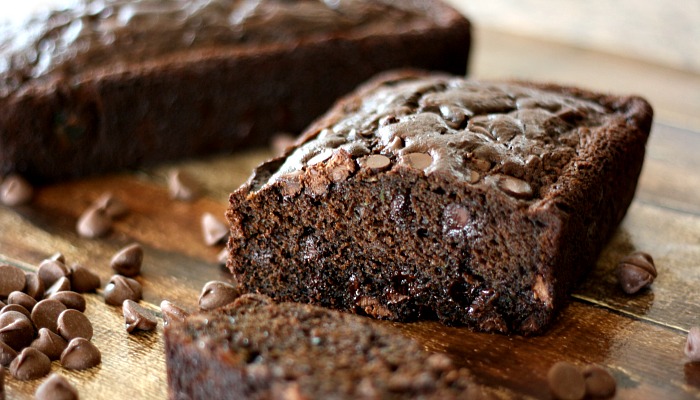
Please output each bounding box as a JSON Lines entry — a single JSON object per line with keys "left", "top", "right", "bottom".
{"left": 571, "top": 294, "right": 690, "bottom": 334}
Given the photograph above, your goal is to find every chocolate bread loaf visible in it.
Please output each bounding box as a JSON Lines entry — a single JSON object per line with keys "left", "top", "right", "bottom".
{"left": 0, "top": 0, "right": 470, "bottom": 183}
{"left": 226, "top": 70, "right": 653, "bottom": 335}
{"left": 164, "top": 294, "right": 502, "bottom": 399}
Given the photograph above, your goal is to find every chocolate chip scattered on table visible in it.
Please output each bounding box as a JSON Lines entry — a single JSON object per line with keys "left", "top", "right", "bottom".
{"left": 0, "top": 264, "right": 25, "bottom": 298}
{"left": 168, "top": 169, "right": 201, "bottom": 201}
{"left": 9, "top": 348, "right": 51, "bottom": 381}
{"left": 103, "top": 275, "right": 143, "bottom": 306}
{"left": 686, "top": 327, "right": 700, "bottom": 362}
{"left": 60, "top": 338, "right": 101, "bottom": 370}
{"left": 547, "top": 361, "right": 616, "bottom": 400}
{"left": 76, "top": 206, "right": 112, "bottom": 239}
{"left": 123, "top": 300, "right": 158, "bottom": 333}
{"left": 0, "top": 174, "right": 33, "bottom": 206}
{"left": 198, "top": 281, "right": 241, "bottom": 311}
{"left": 617, "top": 251, "right": 657, "bottom": 294}
{"left": 35, "top": 373, "right": 79, "bottom": 400}
{"left": 201, "top": 213, "right": 229, "bottom": 246}
{"left": 110, "top": 243, "right": 144, "bottom": 277}
{"left": 160, "top": 300, "right": 189, "bottom": 326}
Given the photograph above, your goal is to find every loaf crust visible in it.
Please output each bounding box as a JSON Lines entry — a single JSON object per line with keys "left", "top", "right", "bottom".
{"left": 226, "top": 70, "right": 653, "bottom": 335}
{"left": 164, "top": 294, "right": 502, "bottom": 399}
{"left": 0, "top": 0, "right": 470, "bottom": 182}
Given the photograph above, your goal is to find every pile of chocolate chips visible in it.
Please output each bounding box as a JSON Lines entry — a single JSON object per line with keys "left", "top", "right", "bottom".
{"left": 0, "top": 254, "right": 102, "bottom": 383}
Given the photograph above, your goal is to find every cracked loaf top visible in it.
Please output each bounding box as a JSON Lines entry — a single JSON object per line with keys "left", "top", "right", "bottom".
{"left": 253, "top": 70, "right": 650, "bottom": 202}
{"left": 0, "top": 0, "right": 444, "bottom": 95}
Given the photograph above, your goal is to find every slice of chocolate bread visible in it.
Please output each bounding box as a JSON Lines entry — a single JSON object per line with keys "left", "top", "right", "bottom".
{"left": 0, "top": 0, "right": 470, "bottom": 182}
{"left": 226, "top": 70, "right": 653, "bottom": 335}
{"left": 164, "top": 294, "right": 502, "bottom": 399}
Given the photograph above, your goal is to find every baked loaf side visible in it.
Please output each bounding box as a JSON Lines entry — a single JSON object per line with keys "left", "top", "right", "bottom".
{"left": 227, "top": 70, "right": 653, "bottom": 335}
{"left": 0, "top": 0, "right": 470, "bottom": 182}
{"left": 164, "top": 294, "right": 502, "bottom": 399}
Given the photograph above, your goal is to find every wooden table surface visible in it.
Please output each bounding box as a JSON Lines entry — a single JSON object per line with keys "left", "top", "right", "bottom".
{"left": 2, "top": 26, "right": 700, "bottom": 399}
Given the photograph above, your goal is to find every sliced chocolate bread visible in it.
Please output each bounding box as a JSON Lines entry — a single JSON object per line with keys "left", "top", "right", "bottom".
{"left": 164, "top": 294, "right": 504, "bottom": 399}
{"left": 226, "top": 70, "right": 653, "bottom": 335}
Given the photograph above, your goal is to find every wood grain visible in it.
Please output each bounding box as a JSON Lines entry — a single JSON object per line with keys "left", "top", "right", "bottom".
{"left": 2, "top": 31, "right": 700, "bottom": 399}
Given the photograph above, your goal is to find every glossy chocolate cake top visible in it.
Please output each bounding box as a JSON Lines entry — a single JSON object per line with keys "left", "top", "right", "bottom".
{"left": 254, "top": 72, "right": 636, "bottom": 201}
{"left": 0, "top": 0, "right": 439, "bottom": 95}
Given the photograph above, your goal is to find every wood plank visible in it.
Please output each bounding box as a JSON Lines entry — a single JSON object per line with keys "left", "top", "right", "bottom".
{"left": 574, "top": 201, "right": 700, "bottom": 331}
{"left": 637, "top": 123, "right": 700, "bottom": 215}
{"left": 390, "top": 302, "right": 699, "bottom": 400}
{"left": 467, "top": 28, "right": 700, "bottom": 130}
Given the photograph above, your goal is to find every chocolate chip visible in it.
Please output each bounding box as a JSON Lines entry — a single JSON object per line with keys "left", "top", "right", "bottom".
{"left": 278, "top": 171, "right": 304, "bottom": 197}
{"left": 686, "top": 326, "right": 700, "bottom": 362}
{"left": 0, "top": 310, "right": 35, "bottom": 350}
{"left": 76, "top": 206, "right": 112, "bottom": 238}
{"left": 9, "top": 348, "right": 51, "bottom": 381}
{"left": 617, "top": 251, "right": 657, "bottom": 294}
{"left": 198, "top": 281, "right": 241, "bottom": 311}
{"left": 217, "top": 247, "right": 228, "bottom": 265}
{"left": 45, "top": 276, "right": 71, "bottom": 298}
{"left": 37, "top": 259, "right": 71, "bottom": 289}
{"left": 31, "top": 299, "right": 67, "bottom": 334}
{"left": 7, "top": 291, "right": 37, "bottom": 312}
{"left": 103, "top": 275, "right": 142, "bottom": 306}
{"left": 386, "top": 136, "right": 404, "bottom": 152}
{"left": 439, "top": 104, "right": 470, "bottom": 129}
{"left": 547, "top": 361, "right": 586, "bottom": 400}
{"left": 0, "top": 341, "right": 17, "bottom": 367}
{"left": 168, "top": 169, "right": 200, "bottom": 201}
{"left": 0, "top": 174, "right": 33, "bottom": 206}
{"left": 110, "top": 243, "right": 143, "bottom": 277}
{"left": 489, "top": 115, "right": 522, "bottom": 142}
{"left": 49, "top": 291, "right": 86, "bottom": 312}
{"left": 495, "top": 175, "right": 533, "bottom": 199}
{"left": 30, "top": 328, "right": 68, "bottom": 361}
{"left": 0, "top": 264, "right": 25, "bottom": 297}
{"left": 69, "top": 264, "right": 100, "bottom": 293}
{"left": 306, "top": 149, "right": 334, "bottom": 166}
{"left": 582, "top": 364, "right": 616, "bottom": 398}
{"left": 122, "top": 300, "right": 157, "bottom": 333}
{"left": 402, "top": 152, "right": 433, "bottom": 170}
{"left": 57, "top": 309, "right": 93, "bottom": 341}
{"left": 362, "top": 154, "right": 391, "bottom": 171}
{"left": 1, "top": 304, "right": 31, "bottom": 320}
{"left": 442, "top": 204, "right": 471, "bottom": 235}
{"left": 48, "top": 252, "right": 65, "bottom": 263}
{"left": 60, "top": 338, "right": 101, "bottom": 370}
{"left": 93, "top": 192, "right": 128, "bottom": 219}
{"left": 341, "top": 142, "right": 370, "bottom": 157}
{"left": 160, "top": 300, "right": 189, "bottom": 326}
{"left": 470, "top": 157, "right": 492, "bottom": 172}
{"left": 201, "top": 213, "right": 229, "bottom": 246}
{"left": 25, "top": 272, "right": 45, "bottom": 300}
{"left": 35, "top": 373, "right": 79, "bottom": 400}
